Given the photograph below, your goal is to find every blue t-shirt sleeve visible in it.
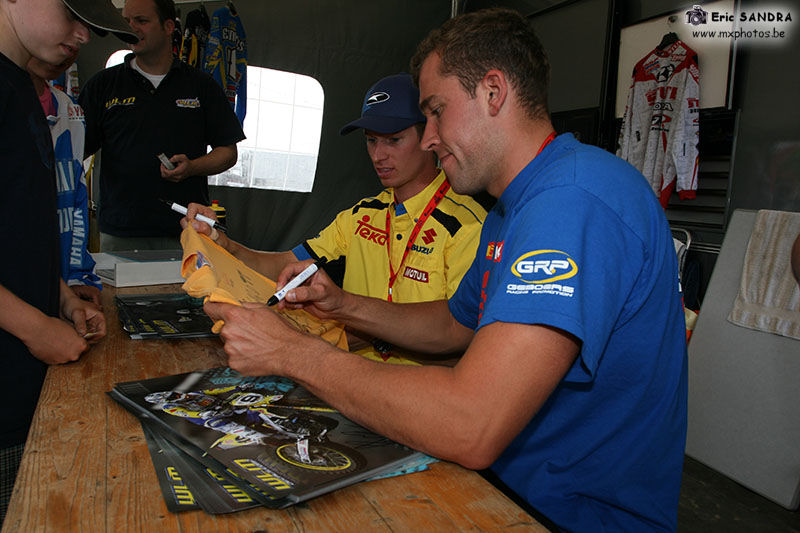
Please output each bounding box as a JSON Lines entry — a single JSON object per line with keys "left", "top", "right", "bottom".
{"left": 292, "top": 243, "right": 312, "bottom": 261}
{"left": 448, "top": 251, "right": 481, "bottom": 330}
{"left": 477, "top": 187, "right": 645, "bottom": 383}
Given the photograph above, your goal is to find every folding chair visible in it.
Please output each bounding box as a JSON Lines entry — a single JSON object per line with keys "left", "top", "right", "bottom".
{"left": 671, "top": 227, "right": 692, "bottom": 283}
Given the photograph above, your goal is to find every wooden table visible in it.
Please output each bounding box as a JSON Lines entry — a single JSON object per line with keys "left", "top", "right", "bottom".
{"left": 3, "top": 285, "right": 545, "bottom": 532}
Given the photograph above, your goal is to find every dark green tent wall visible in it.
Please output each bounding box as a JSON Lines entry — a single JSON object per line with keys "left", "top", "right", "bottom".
{"left": 79, "top": 0, "right": 451, "bottom": 251}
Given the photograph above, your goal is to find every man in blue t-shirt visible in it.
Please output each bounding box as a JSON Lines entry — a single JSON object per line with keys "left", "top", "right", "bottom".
{"left": 202, "top": 8, "right": 688, "bottom": 532}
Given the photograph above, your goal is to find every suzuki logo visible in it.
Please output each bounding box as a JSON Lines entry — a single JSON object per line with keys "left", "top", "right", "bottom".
{"left": 421, "top": 228, "right": 437, "bottom": 245}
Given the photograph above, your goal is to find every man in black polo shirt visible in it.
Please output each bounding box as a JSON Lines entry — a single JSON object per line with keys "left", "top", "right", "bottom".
{"left": 80, "top": 0, "right": 245, "bottom": 251}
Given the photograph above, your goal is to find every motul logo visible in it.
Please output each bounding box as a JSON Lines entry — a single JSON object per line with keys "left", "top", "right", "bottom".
{"left": 403, "top": 267, "right": 429, "bottom": 283}
{"left": 421, "top": 228, "right": 437, "bottom": 245}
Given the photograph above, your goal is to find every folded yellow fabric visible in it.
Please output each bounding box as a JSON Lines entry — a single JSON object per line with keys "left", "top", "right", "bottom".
{"left": 180, "top": 226, "right": 348, "bottom": 350}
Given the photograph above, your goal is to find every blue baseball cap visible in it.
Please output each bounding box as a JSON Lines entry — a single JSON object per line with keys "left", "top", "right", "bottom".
{"left": 340, "top": 73, "right": 427, "bottom": 135}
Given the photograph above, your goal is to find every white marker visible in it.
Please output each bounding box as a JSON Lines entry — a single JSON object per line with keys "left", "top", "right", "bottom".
{"left": 267, "top": 261, "right": 324, "bottom": 306}
{"left": 160, "top": 199, "right": 227, "bottom": 233}
{"left": 157, "top": 153, "right": 175, "bottom": 170}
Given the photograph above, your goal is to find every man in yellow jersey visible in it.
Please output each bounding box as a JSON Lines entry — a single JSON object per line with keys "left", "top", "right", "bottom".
{"left": 185, "top": 73, "right": 486, "bottom": 364}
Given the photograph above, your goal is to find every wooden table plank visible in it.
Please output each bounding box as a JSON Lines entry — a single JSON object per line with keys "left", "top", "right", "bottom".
{"left": 3, "top": 284, "right": 542, "bottom": 532}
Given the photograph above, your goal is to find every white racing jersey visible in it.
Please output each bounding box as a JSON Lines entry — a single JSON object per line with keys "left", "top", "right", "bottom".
{"left": 617, "top": 40, "right": 700, "bottom": 207}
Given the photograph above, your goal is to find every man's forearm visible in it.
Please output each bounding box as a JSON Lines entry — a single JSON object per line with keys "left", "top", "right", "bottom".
{"left": 225, "top": 239, "right": 297, "bottom": 281}
{"left": 279, "top": 320, "right": 576, "bottom": 470}
{"left": 59, "top": 278, "right": 82, "bottom": 316}
{"left": 219, "top": 235, "right": 296, "bottom": 281}
{"left": 0, "top": 284, "right": 46, "bottom": 344}
{"left": 332, "top": 295, "right": 472, "bottom": 355}
{"left": 189, "top": 144, "right": 238, "bottom": 176}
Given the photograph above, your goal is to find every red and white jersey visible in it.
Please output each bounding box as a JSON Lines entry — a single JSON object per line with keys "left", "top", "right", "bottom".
{"left": 617, "top": 40, "right": 700, "bottom": 207}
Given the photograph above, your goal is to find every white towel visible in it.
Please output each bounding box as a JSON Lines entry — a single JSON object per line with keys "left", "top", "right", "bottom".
{"left": 727, "top": 209, "right": 800, "bottom": 341}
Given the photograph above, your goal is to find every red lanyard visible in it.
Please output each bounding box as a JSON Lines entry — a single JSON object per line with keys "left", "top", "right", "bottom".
{"left": 385, "top": 180, "right": 450, "bottom": 301}
{"left": 475, "top": 131, "right": 556, "bottom": 323}
{"left": 537, "top": 131, "right": 557, "bottom": 157}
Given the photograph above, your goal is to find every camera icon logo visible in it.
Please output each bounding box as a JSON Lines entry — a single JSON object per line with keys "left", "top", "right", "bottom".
{"left": 685, "top": 5, "right": 708, "bottom": 25}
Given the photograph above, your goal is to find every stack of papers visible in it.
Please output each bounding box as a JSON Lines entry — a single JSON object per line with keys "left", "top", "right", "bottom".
{"left": 108, "top": 368, "right": 432, "bottom": 513}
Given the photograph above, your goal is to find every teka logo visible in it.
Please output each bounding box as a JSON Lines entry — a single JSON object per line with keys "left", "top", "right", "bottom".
{"left": 511, "top": 250, "right": 578, "bottom": 284}
{"left": 354, "top": 215, "right": 388, "bottom": 245}
{"left": 421, "top": 228, "right": 437, "bottom": 245}
{"left": 366, "top": 92, "right": 390, "bottom": 106}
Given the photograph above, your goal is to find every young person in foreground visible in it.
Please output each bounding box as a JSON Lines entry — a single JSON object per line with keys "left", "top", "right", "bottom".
{"left": 202, "top": 8, "right": 688, "bottom": 531}
{"left": 0, "top": 0, "right": 135, "bottom": 522}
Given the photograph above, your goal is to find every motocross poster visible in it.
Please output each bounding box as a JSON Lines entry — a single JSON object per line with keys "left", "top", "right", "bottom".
{"left": 140, "top": 418, "right": 270, "bottom": 513}
{"left": 115, "top": 293, "right": 217, "bottom": 340}
{"left": 109, "top": 367, "right": 425, "bottom": 510}
{"left": 140, "top": 419, "right": 202, "bottom": 512}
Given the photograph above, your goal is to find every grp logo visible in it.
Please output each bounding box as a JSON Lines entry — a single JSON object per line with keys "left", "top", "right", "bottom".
{"left": 511, "top": 250, "right": 578, "bottom": 284}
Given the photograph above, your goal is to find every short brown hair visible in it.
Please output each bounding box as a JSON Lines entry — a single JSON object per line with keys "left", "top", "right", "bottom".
{"left": 410, "top": 8, "right": 550, "bottom": 121}
{"left": 152, "top": 0, "right": 177, "bottom": 24}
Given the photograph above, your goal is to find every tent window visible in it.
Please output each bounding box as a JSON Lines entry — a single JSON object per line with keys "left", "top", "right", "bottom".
{"left": 211, "top": 66, "right": 324, "bottom": 192}
{"left": 104, "top": 52, "right": 323, "bottom": 193}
